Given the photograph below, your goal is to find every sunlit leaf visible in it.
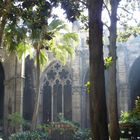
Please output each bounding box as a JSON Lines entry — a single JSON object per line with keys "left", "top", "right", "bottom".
{"left": 39, "top": 50, "right": 49, "bottom": 67}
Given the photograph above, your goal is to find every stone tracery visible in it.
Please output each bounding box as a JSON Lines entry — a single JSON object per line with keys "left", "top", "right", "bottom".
{"left": 41, "top": 61, "right": 72, "bottom": 123}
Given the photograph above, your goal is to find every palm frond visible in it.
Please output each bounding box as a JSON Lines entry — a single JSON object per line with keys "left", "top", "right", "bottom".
{"left": 57, "top": 44, "right": 75, "bottom": 58}
{"left": 16, "top": 42, "right": 33, "bottom": 60}
{"left": 54, "top": 48, "right": 68, "bottom": 65}
{"left": 48, "top": 19, "right": 66, "bottom": 33}
{"left": 61, "top": 32, "right": 79, "bottom": 46}
{"left": 39, "top": 50, "right": 49, "bottom": 67}
{"left": 63, "top": 32, "right": 79, "bottom": 42}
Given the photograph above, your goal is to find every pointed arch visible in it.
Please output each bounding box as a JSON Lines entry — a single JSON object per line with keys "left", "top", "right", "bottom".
{"left": 41, "top": 61, "right": 72, "bottom": 123}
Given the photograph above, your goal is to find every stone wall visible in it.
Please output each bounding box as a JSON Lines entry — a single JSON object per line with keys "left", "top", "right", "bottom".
{"left": 0, "top": 49, "right": 24, "bottom": 134}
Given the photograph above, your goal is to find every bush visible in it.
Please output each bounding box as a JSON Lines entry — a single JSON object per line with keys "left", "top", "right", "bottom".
{"left": 9, "top": 130, "right": 48, "bottom": 140}
{"left": 45, "top": 121, "right": 77, "bottom": 140}
{"left": 8, "top": 112, "right": 24, "bottom": 127}
{"left": 73, "top": 129, "right": 92, "bottom": 140}
{"left": 119, "top": 96, "right": 140, "bottom": 138}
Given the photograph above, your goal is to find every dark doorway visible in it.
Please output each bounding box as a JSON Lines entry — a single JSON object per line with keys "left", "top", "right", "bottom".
{"left": 0, "top": 63, "right": 4, "bottom": 125}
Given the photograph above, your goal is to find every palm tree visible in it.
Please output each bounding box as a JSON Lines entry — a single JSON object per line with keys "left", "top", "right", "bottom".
{"left": 29, "top": 19, "right": 78, "bottom": 130}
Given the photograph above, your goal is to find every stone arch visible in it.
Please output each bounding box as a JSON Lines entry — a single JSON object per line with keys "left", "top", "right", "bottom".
{"left": 41, "top": 61, "right": 72, "bottom": 123}
{"left": 129, "top": 56, "right": 140, "bottom": 108}
{"left": 0, "top": 62, "right": 4, "bottom": 123}
{"left": 23, "top": 56, "right": 36, "bottom": 121}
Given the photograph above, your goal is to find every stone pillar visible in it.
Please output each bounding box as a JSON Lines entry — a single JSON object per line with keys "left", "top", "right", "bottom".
{"left": 71, "top": 50, "right": 81, "bottom": 124}
{"left": 3, "top": 53, "right": 24, "bottom": 135}
{"left": 117, "top": 45, "right": 129, "bottom": 112}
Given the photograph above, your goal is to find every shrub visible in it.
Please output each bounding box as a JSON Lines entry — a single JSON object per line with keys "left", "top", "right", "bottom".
{"left": 46, "top": 120, "right": 77, "bottom": 137}
{"left": 119, "top": 97, "right": 140, "bottom": 138}
{"left": 73, "top": 129, "right": 92, "bottom": 140}
{"left": 8, "top": 112, "right": 24, "bottom": 127}
{"left": 9, "top": 130, "right": 48, "bottom": 140}
{"left": 119, "top": 97, "right": 140, "bottom": 125}
{"left": 43, "top": 115, "right": 78, "bottom": 140}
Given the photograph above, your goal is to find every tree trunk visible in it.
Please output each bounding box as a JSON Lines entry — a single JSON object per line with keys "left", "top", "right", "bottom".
{"left": 0, "top": 0, "right": 12, "bottom": 47}
{"left": 31, "top": 48, "right": 41, "bottom": 130}
{"left": 88, "top": 0, "right": 109, "bottom": 140}
{"left": 108, "top": 0, "right": 120, "bottom": 140}
{"left": 0, "top": 17, "right": 6, "bottom": 48}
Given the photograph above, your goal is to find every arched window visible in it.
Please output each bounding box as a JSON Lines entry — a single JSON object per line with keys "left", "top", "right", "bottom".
{"left": 41, "top": 62, "right": 72, "bottom": 123}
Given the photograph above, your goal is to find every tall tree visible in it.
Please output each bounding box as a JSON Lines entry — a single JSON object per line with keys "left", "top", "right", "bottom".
{"left": 29, "top": 20, "right": 78, "bottom": 130}
{"left": 108, "top": 0, "right": 120, "bottom": 139}
{"left": 88, "top": 0, "right": 109, "bottom": 139}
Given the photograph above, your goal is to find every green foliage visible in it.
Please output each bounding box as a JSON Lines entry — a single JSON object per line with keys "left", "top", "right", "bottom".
{"left": 131, "top": 96, "right": 140, "bottom": 122}
{"left": 104, "top": 56, "right": 112, "bottom": 69}
{"left": 61, "top": 0, "right": 82, "bottom": 22}
{"left": 73, "top": 129, "right": 92, "bottom": 140}
{"left": 120, "top": 111, "right": 132, "bottom": 123}
{"left": 80, "top": 14, "right": 88, "bottom": 30}
{"left": 9, "top": 130, "right": 48, "bottom": 140}
{"left": 37, "top": 116, "right": 77, "bottom": 140}
{"left": 16, "top": 42, "right": 33, "bottom": 60}
{"left": 4, "top": 25, "right": 27, "bottom": 53}
{"left": 119, "top": 97, "right": 140, "bottom": 138}
{"left": 48, "top": 19, "right": 66, "bottom": 33}
{"left": 4, "top": 17, "right": 78, "bottom": 67}
{"left": 39, "top": 50, "right": 49, "bottom": 66}
{"left": 117, "top": 26, "right": 140, "bottom": 42}
{"left": 8, "top": 112, "right": 24, "bottom": 127}
{"left": 120, "top": 96, "right": 140, "bottom": 124}
{"left": 120, "top": 111, "right": 140, "bottom": 125}
{"left": 34, "top": 50, "right": 49, "bottom": 68}
{"left": 46, "top": 113, "right": 78, "bottom": 130}
{"left": 46, "top": 30, "right": 78, "bottom": 65}
{"left": 10, "top": 116, "right": 92, "bottom": 140}
{"left": 85, "top": 81, "right": 90, "bottom": 94}
{"left": 62, "top": 33, "right": 79, "bottom": 43}
{"left": 2, "top": 0, "right": 79, "bottom": 66}
{"left": 43, "top": 115, "right": 92, "bottom": 140}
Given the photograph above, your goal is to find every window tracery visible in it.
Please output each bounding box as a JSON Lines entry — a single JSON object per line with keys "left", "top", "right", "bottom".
{"left": 42, "top": 61, "right": 72, "bottom": 122}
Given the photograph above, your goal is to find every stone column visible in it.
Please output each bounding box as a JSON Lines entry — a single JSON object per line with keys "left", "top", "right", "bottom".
{"left": 117, "top": 45, "right": 129, "bottom": 112}
{"left": 3, "top": 53, "right": 24, "bottom": 135}
{"left": 71, "top": 50, "right": 81, "bottom": 124}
